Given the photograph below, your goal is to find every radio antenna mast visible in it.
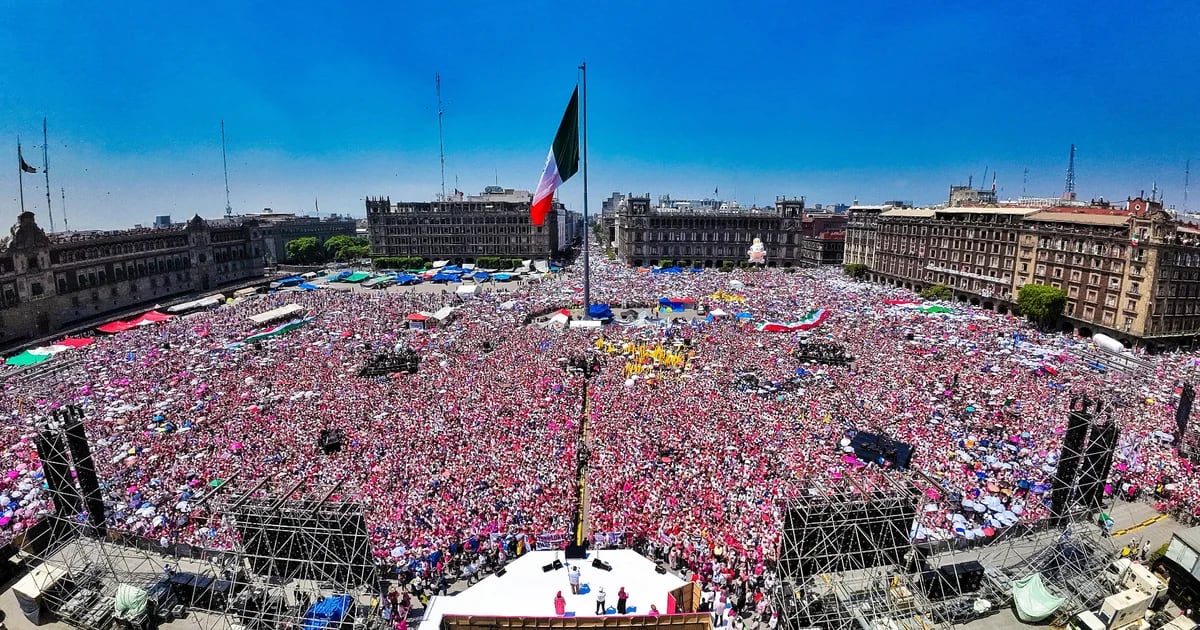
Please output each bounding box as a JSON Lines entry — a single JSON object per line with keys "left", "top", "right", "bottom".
{"left": 436, "top": 72, "right": 446, "bottom": 201}
{"left": 222, "top": 120, "right": 233, "bottom": 216}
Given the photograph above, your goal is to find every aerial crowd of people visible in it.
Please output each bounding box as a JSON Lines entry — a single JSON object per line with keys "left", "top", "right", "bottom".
{"left": 1, "top": 248, "right": 1198, "bottom": 624}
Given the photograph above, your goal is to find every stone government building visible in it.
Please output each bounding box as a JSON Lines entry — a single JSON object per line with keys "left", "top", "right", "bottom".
{"left": 604, "top": 195, "right": 846, "bottom": 268}
{"left": 844, "top": 192, "right": 1200, "bottom": 344}
{"left": 0, "top": 211, "right": 265, "bottom": 346}
{"left": 365, "top": 187, "right": 580, "bottom": 263}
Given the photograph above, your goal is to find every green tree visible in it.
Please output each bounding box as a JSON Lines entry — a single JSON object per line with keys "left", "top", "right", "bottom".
{"left": 1017, "top": 284, "right": 1067, "bottom": 328}
{"left": 285, "top": 237, "right": 324, "bottom": 264}
{"left": 919, "top": 284, "right": 953, "bottom": 300}
{"left": 341, "top": 244, "right": 370, "bottom": 260}
{"left": 324, "top": 235, "right": 369, "bottom": 261}
{"left": 843, "top": 263, "right": 868, "bottom": 279}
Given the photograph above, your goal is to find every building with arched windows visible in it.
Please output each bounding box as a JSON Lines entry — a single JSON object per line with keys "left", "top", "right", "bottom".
{"left": 0, "top": 211, "right": 265, "bottom": 347}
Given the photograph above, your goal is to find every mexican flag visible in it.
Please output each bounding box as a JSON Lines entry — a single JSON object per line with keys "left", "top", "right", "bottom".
{"left": 531, "top": 87, "right": 580, "bottom": 226}
{"left": 245, "top": 318, "right": 313, "bottom": 343}
{"left": 754, "top": 309, "right": 829, "bottom": 332}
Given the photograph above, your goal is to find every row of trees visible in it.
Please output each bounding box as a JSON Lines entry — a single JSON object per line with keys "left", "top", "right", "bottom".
{"left": 372, "top": 256, "right": 429, "bottom": 270}
{"left": 283, "top": 235, "right": 370, "bottom": 264}
{"left": 842, "top": 264, "right": 1067, "bottom": 327}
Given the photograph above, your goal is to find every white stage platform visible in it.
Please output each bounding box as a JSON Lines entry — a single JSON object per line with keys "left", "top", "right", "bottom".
{"left": 422, "top": 550, "right": 687, "bottom": 628}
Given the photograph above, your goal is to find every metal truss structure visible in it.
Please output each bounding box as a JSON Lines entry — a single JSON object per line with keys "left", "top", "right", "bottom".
{"left": 774, "top": 474, "right": 944, "bottom": 630}
{"left": 20, "top": 404, "right": 384, "bottom": 630}
{"left": 196, "top": 477, "right": 383, "bottom": 630}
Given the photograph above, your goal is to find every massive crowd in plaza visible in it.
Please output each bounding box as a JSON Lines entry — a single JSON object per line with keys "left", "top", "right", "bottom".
{"left": 1, "top": 250, "right": 1199, "bottom": 621}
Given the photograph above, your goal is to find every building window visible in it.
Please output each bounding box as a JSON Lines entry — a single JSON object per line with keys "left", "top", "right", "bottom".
{"left": 31, "top": 282, "right": 43, "bottom": 296}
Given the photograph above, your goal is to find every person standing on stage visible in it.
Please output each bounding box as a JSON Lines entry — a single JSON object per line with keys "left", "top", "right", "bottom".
{"left": 617, "top": 587, "right": 628, "bottom": 614}
{"left": 596, "top": 587, "right": 607, "bottom": 615}
{"left": 555, "top": 591, "right": 567, "bottom": 616}
{"left": 569, "top": 565, "right": 582, "bottom": 594}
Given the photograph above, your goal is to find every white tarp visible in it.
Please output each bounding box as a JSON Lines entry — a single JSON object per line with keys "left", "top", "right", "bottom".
{"left": 455, "top": 285, "right": 479, "bottom": 296}
{"left": 432, "top": 260, "right": 449, "bottom": 269}
{"left": 569, "top": 320, "right": 602, "bottom": 328}
{"left": 534, "top": 260, "right": 550, "bottom": 273}
{"left": 168, "top": 294, "right": 224, "bottom": 313}
{"left": 431, "top": 306, "right": 456, "bottom": 321}
{"left": 249, "top": 304, "right": 306, "bottom": 325}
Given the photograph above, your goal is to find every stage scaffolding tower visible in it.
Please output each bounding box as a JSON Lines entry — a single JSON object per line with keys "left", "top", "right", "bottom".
{"left": 774, "top": 473, "right": 944, "bottom": 630}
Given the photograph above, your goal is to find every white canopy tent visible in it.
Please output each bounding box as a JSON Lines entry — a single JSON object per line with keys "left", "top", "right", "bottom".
{"left": 248, "top": 304, "right": 306, "bottom": 326}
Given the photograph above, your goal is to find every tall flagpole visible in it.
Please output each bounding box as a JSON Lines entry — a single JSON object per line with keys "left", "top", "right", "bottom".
{"left": 43, "top": 118, "right": 55, "bottom": 232}
{"left": 579, "top": 61, "right": 591, "bottom": 317}
{"left": 17, "top": 138, "right": 26, "bottom": 215}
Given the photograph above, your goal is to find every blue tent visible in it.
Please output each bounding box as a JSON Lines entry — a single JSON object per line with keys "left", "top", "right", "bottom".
{"left": 688, "top": 267, "right": 704, "bottom": 273}
{"left": 734, "top": 311, "right": 753, "bottom": 320}
{"left": 277, "top": 276, "right": 303, "bottom": 286}
{"left": 298, "top": 282, "right": 318, "bottom": 291}
{"left": 301, "top": 595, "right": 353, "bottom": 630}
{"left": 652, "top": 266, "right": 683, "bottom": 274}
{"left": 473, "top": 271, "right": 491, "bottom": 281}
{"left": 395, "top": 274, "right": 422, "bottom": 285}
{"left": 588, "top": 304, "right": 614, "bottom": 321}
{"left": 492, "top": 273, "right": 514, "bottom": 281}
{"left": 431, "top": 273, "right": 458, "bottom": 283}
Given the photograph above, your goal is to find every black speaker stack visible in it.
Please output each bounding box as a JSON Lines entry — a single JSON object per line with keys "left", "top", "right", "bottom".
{"left": 33, "top": 404, "right": 108, "bottom": 536}
{"left": 1049, "top": 396, "right": 1120, "bottom": 523}
{"left": 592, "top": 558, "right": 612, "bottom": 572}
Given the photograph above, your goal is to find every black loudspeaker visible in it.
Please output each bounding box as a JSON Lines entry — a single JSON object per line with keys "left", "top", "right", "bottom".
{"left": 1178, "top": 384, "right": 1194, "bottom": 438}
{"left": 553, "top": 560, "right": 564, "bottom": 570}
{"left": 1050, "top": 405, "right": 1091, "bottom": 522}
{"left": 495, "top": 567, "right": 506, "bottom": 577}
{"left": 655, "top": 565, "right": 668, "bottom": 574}
{"left": 937, "top": 561, "right": 985, "bottom": 597}
{"left": 905, "top": 333, "right": 915, "bottom": 341}
{"left": 62, "top": 416, "right": 106, "bottom": 534}
{"left": 592, "top": 558, "right": 612, "bottom": 572}
{"left": 35, "top": 429, "right": 82, "bottom": 517}
{"left": 1078, "top": 421, "right": 1120, "bottom": 508}
{"left": 542, "top": 563, "right": 555, "bottom": 573}
{"left": 565, "top": 544, "right": 587, "bottom": 559}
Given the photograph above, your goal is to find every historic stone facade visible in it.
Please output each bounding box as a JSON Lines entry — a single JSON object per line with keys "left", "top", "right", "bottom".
{"left": 364, "top": 188, "right": 564, "bottom": 263}
{"left": 245, "top": 211, "right": 357, "bottom": 263}
{"left": 612, "top": 196, "right": 844, "bottom": 267}
{"left": 0, "top": 211, "right": 265, "bottom": 347}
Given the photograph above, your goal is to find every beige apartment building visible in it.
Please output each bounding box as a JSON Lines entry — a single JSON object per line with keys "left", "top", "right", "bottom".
{"left": 860, "top": 195, "right": 1200, "bottom": 344}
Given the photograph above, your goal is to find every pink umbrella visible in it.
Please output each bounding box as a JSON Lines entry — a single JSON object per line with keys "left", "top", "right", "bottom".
{"left": 6, "top": 471, "right": 19, "bottom": 480}
{"left": 229, "top": 442, "right": 244, "bottom": 452}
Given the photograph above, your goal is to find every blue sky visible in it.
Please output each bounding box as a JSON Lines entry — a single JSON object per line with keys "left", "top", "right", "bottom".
{"left": 1, "top": 1, "right": 1197, "bottom": 229}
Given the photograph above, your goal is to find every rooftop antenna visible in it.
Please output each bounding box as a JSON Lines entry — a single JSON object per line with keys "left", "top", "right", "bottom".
{"left": 981, "top": 166, "right": 988, "bottom": 191}
{"left": 436, "top": 72, "right": 446, "bottom": 201}
{"left": 1063, "top": 143, "right": 1076, "bottom": 201}
{"left": 1023, "top": 168, "right": 1028, "bottom": 196}
{"left": 221, "top": 120, "right": 233, "bottom": 216}
{"left": 42, "top": 118, "right": 55, "bottom": 232}
{"left": 1185, "top": 159, "right": 1191, "bottom": 213}
{"left": 60, "top": 187, "right": 68, "bottom": 232}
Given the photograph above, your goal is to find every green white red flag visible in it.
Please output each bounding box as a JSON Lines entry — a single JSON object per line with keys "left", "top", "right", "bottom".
{"left": 531, "top": 87, "right": 579, "bottom": 226}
